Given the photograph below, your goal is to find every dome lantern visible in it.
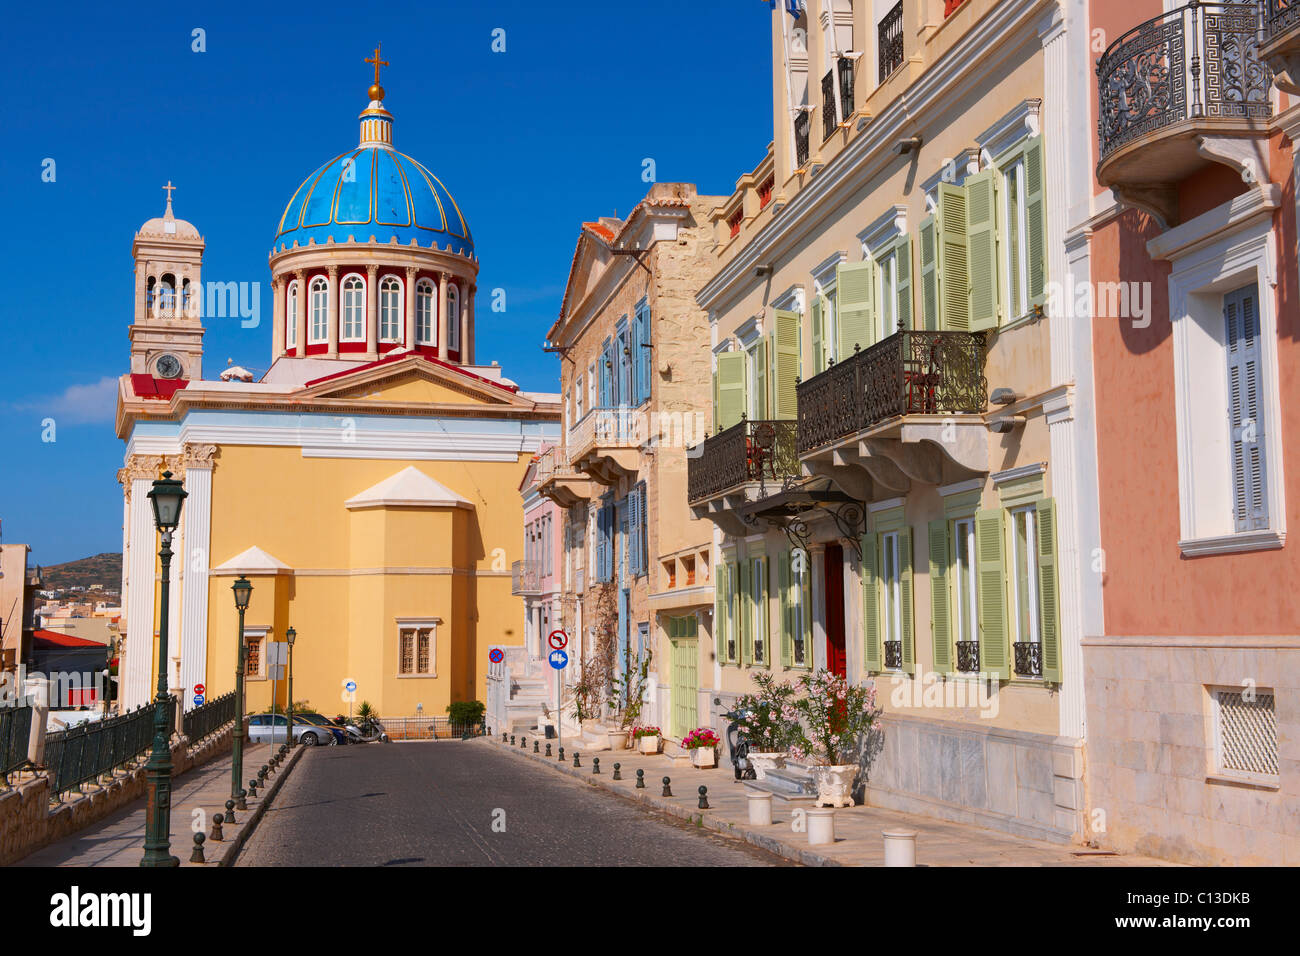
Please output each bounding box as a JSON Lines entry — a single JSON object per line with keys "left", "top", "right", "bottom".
{"left": 359, "top": 44, "right": 393, "bottom": 148}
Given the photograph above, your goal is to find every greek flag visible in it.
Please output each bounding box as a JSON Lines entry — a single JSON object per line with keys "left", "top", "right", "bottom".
{"left": 769, "top": 0, "right": 804, "bottom": 16}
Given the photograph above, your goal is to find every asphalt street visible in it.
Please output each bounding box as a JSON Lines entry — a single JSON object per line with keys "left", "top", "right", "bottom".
{"left": 235, "top": 740, "right": 787, "bottom": 866}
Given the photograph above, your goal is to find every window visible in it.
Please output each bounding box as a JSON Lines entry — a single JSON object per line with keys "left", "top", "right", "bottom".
{"left": 575, "top": 374, "right": 585, "bottom": 420}
{"left": 790, "top": 552, "right": 809, "bottom": 667}
{"left": 758, "top": 176, "right": 774, "bottom": 210}
{"left": 379, "top": 275, "right": 402, "bottom": 342}
{"left": 286, "top": 280, "right": 299, "bottom": 348}
{"left": 877, "top": 1, "right": 904, "bottom": 83}
{"left": 416, "top": 279, "right": 436, "bottom": 344}
{"left": 876, "top": 247, "right": 898, "bottom": 341}
{"left": 1225, "top": 284, "right": 1268, "bottom": 533}
{"left": 447, "top": 283, "right": 461, "bottom": 351}
{"left": 245, "top": 636, "right": 263, "bottom": 678}
{"left": 633, "top": 300, "right": 652, "bottom": 405}
{"left": 1001, "top": 156, "right": 1030, "bottom": 319}
{"left": 398, "top": 626, "right": 436, "bottom": 676}
{"left": 749, "top": 555, "right": 768, "bottom": 666}
{"left": 727, "top": 207, "right": 743, "bottom": 239}
{"left": 880, "top": 532, "right": 902, "bottom": 665}
{"left": 587, "top": 364, "right": 597, "bottom": 412}
{"left": 310, "top": 277, "right": 328, "bottom": 342}
{"left": 626, "top": 483, "right": 647, "bottom": 577}
{"left": 1008, "top": 506, "right": 1040, "bottom": 647}
{"left": 952, "top": 517, "right": 978, "bottom": 671}
{"left": 1212, "top": 687, "right": 1278, "bottom": 783}
{"left": 342, "top": 274, "right": 365, "bottom": 340}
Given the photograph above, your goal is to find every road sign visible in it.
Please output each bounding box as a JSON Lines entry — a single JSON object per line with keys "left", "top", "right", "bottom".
{"left": 548, "top": 649, "right": 568, "bottom": 670}
{"left": 344, "top": 679, "right": 357, "bottom": 693}
{"left": 193, "top": 683, "right": 205, "bottom": 696}
{"left": 489, "top": 648, "right": 504, "bottom": 664}
{"left": 547, "top": 629, "right": 568, "bottom": 651}
{"left": 193, "top": 694, "right": 204, "bottom": 706}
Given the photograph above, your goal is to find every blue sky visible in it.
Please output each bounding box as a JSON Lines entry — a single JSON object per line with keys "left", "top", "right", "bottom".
{"left": 0, "top": 1, "right": 773, "bottom": 565}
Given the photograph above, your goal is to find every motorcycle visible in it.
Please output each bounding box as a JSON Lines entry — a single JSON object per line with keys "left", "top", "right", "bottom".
{"left": 720, "top": 704, "right": 757, "bottom": 781}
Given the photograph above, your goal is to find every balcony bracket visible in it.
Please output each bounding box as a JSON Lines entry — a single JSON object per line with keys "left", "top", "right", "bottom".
{"left": 815, "top": 464, "right": 874, "bottom": 503}
{"left": 782, "top": 517, "right": 813, "bottom": 556}
{"left": 808, "top": 500, "right": 866, "bottom": 561}
{"left": 900, "top": 422, "right": 989, "bottom": 476}
{"left": 1111, "top": 184, "right": 1180, "bottom": 231}
{"left": 864, "top": 437, "right": 943, "bottom": 485}
{"left": 852, "top": 442, "right": 911, "bottom": 492}
{"left": 1196, "top": 135, "right": 1271, "bottom": 189}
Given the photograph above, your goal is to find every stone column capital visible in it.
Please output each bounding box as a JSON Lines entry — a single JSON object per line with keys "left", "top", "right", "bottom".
{"left": 121, "top": 454, "right": 164, "bottom": 484}
{"left": 182, "top": 443, "right": 219, "bottom": 471}
{"left": 327, "top": 264, "right": 340, "bottom": 278}
{"left": 366, "top": 263, "right": 379, "bottom": 278}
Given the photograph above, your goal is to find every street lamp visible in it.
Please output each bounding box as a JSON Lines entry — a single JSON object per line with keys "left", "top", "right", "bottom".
{"left": 285, "top": 626, "right": 297, "bottom": 748}
{"left": 141, "top": 470, "right": 186, "bottom": 867}
{"left": 231, "top": 575, "right": 252, "bottom": 812}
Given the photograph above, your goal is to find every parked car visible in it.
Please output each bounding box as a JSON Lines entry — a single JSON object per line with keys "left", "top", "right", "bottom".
{"left": 293, "top": 713, "right": 350, "bottom": 745}
{"left": 248, "top": 713, "right": 332, "bottom": 747}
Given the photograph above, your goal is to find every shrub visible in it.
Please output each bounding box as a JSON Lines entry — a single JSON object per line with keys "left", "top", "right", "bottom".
{"left": 682, "top": 727, "right": 720, "bottom": 750}
{"left": 447, "top": 700, "right": 485, "bottom": 726}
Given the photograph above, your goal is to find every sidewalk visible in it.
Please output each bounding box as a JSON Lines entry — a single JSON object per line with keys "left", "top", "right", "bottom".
{"left": 15, "top": 742, "right": 301, "bottom": 867}
{"left": 484, "top": 737, "right": 1174, "bottom": 867}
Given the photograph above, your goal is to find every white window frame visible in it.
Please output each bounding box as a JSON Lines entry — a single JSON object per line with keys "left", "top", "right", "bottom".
{"left": 1000, "top": 155, "right": 1030, "bottom": 321}
{"left": 243, "top": 625, "right": 271, "bottom": 680}
{"left": 285, "top": 280, "right": 299, "bottom": 348}
{"left": 575, "top": 374, "right": 585, "bottom": 420}
{"left": 880, "top": 531, "right": 902, "bottom": 664}
{"left": 1209, "top": 684, "right": 1279, "bottom": 788}
{"left": 447, "top": 283, "right": 461, "bottom": 352}
{"left": 1007, "top": 505, "right": 1040, "bottom": 646}
{"left": 416, "top": 278, "right": 436, "bottom": 345}
{"left": 309, "top": 277, "right": 329, "bottom": 343}
{"left": 379, "top": 274, "right": 403, "bottom": 343}
{"left": 341, "top": 272, "right": 366, "bottom": 342}
{"left": 952, "top": 517, "right": 978, "bottom": 647}
{"left": 1148, "top": 189, "right": 1286, "bottom": 556}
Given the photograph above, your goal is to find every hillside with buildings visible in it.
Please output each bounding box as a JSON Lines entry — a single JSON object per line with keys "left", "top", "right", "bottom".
{"left": 39, "top": 553, "right": 122, "bottom": 592}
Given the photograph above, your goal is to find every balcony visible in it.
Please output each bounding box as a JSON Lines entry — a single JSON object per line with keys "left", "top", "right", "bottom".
{"left": 534, "top": 445, "right": 595, "bottom": 508}
{"left": 1096, "top": 1, "right": 1273, "bottom": 227}
{"left": 878, "top": 2, "right": 905, "bottom": 84}
{"left": 568, "top": 406, "right": 643, "bottom": 485}
{"left": 510, "top": 560, "right": 540, "bottom": 596}
{"left": 1261, "top": 0, "right": 1300, "bottom": 93}
{"left": 797, "top": 330, "right": 989, "bottom": 494}
{"left": 687, "top": 419, "right": 801, "bottom": 536}
{"left": 1014, "top": 641, "right": 1043, "bottom": 679}
{"left": 794, "top": 110, "right": 811, "bottom": 170}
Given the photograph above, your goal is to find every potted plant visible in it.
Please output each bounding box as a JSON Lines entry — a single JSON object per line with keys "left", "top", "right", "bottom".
{"left": 790, "top": 670, "right": 881, "bottom": 808}
{"left": 633, "top": 725, "right": 661, "bottom": 754}
{"left": 734, "top": 673, "right": 800, "bottom": 780}
{"left": 682, "top": 727, "right": 720, "bottom": 768}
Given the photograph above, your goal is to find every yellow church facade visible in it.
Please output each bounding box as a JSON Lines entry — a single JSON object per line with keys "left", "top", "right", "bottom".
{"left": 115, "top": 61, "right": 560, "bottom": 721}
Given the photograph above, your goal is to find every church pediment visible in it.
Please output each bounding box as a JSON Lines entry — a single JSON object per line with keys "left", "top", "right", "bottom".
{"left": 295, "top": 353, "right": 531, "bottom": 409}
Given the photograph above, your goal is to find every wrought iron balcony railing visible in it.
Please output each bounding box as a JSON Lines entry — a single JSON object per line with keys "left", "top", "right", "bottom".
{"left": 796, "top": 329, "right": 987, "bottom": 456}
{"left": 1097, "top": 1, "right": 1271, "bottom": 164}
{"left": 567, "top": 406, "right": 643, "bottom": 461}
{"left": 883, "top": 640, "right": 903, "bottom": 670}
{"left": 878, "top": 1, "right": 905, "bottom": 83}
{"left": 838, "top": 55, "right": 855, "bottom": 120}
{"left": 794, "top": 110, "right": 811, "bottom": 169}
{"left": 687, "top": 419, "right": 799, "bottom": 504}
{"left": 1013, "top": 642, "right": 1043, "bottom": 678}
{"left": 511, "top": 560, "right": 541, "bottom": 596}
{"left": 822, "top": 69, "right": 838, "bottom": 140}
{"left": 956, "top": 641, "right": 981, "bottom": 674}
{"left": 1266, "top": 0, "right": 1300, "bottom": 36}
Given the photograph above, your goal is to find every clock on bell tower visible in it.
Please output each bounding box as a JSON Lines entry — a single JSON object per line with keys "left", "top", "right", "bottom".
{"left": 129, "top": 183, "right": 206, "bottom": 381}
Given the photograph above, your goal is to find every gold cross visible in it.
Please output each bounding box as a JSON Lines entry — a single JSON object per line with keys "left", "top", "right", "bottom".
{"left": 163, "top": 180, "right": 175, "bottom": 203}
{"left": 365, "top": 44, "right": 389, "bottom": 87}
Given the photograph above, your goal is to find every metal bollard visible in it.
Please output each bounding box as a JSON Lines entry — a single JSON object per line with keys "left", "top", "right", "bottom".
{"left": 698, "top": 786, "right": 710, "bottom": 810}
{"left": 635, "top": 768, "right": 645, "bottom": 789}
{"left": 237, "top": 788, "right": 248, "bottom": 812}
{"left": 662, "top": 776, "right": 672, "bottom": 797}
{"left": 592, "top": 757, "right": 600, "bottom": 775}
{"left": 546, "top": 743, "right": 552, "bottom": 757}
{"left": 521, "top": 735, "right": 527, "bottom": 749}
{"left": 248, "top": 778, "right": 259, "bottom": 798}
{"left": 558, "top": 747, "right": 565, "bottom": 763}
{"left": 573, "top": 752, "right": 581, "bottom": 768}
{"left": 210, "top": 814, "right": 224, "bottom": 842}
{"left": 224, "top": 799, "right": 236, "bottom": 824}
{"left": 511, "top": 735, "right": 516, "bottom": 746}
{"left": 190, "top": 832, "right": 206, "bottom": 864}
{"left": 613, "top": 762, "right": 622, "bottom": 780}
{"left": 534, "top": 740, "right": 540, "bottom": 753}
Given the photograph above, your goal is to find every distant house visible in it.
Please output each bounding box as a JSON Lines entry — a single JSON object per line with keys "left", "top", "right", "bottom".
{"left": 31, "top": 630, "right": 109, "bottom": 707}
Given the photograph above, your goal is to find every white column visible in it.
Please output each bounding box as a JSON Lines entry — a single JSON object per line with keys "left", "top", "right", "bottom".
{"left": 168, "top": 510, "right": 182, "bottom": 699}
{"left": 436, "top": 273, "right": 449, "bottom": 362}
{"left": 295, "top": 270, "right": 308, "bottom": 355}
{"left": 461, "top": 282, "right": 471, "bottom": 363}
{"left": 404, "top": 266, "right": 417, "bottom": 349}
{"left": 178, "top": 457, "right": 213, "bottom": 709}
{"left": 271, "top": 277, "right": 284, "bottom": 360}
{"left": 327, "top": 266, "right": 340, "bottom": 359}
{"left": 125, "top": 476, "right": 157, "bottom": 709}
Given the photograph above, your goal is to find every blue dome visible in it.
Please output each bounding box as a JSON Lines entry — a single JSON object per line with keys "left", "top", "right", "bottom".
{"left": 274, "top": 146, "right": 473, "bottom": 257}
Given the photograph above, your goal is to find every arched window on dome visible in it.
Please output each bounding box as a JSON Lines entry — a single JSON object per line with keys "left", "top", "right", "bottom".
{"left": 310, "top": 277, "right": 329, "bottom": 343}
{"left": 286, "top": 280, "right": 299, "bottom": 349}
{"left": 379, "top": 276, "right": 403, "bottom": 343}
{"left": 416, "top": 279, "right": 436, "bottom": 346}
{"left": 342, "top": 274, "right": 366, "bottom": 342}
{"left": 446, "top": 282, "right": 461, "bottom": 353}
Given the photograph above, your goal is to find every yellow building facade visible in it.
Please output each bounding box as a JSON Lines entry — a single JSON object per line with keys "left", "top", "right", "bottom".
{"left": 115, "top": 65, "right": 560, "bottom": 721}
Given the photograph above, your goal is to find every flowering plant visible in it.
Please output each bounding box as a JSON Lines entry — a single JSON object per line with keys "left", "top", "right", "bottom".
{"left": 681, "top": 727, "right": 720, "bottom": 750}
{"left": 733, "top": 672, "right": 801, "bottom": 752}
{"left": 789, "top": 669, "right": 881, "bottom": 766}
{"left": 631, "top": 725, "right": 661, "bottom": 739}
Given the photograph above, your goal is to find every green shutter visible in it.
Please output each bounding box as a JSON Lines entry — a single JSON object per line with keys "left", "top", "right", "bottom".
{"left": 754, "top": 558, "right": 768, "bottom": 666}
{"left": 899, "top": 527, "right": 915, "bottom": 675}
{"left": 740, "top": 559, "right": 753, "bottom": 665}
{"left": 894, "top": 235, "right": 913, "bottom": 332}
{"left": 799, "top": 554, "right": 812, "bottom": 657}
{"left": 773, "top": 309, "right": 801, "bottom": 420}
{"left": 714, "top": 561, "right": 727, "bottom": 662}
{"left": 928, "top": 519, "right": 952, "bottom": 675}
{"left": 751, "top": 339, "right": 769, "bottom": 420}
{"left": 836, "top": 261, "right": 875, "bottom": 357}
{"left": 965, "top": 168, "right": 999, "bottom": 331}
{"left": 810, "top": 296, "right": 825, "bottom": 375}
{"left": 936, "top": 183, "right": 969, "bottom": 332}
{"left": 919, "top": 217, "right": 938, "bottom": 331}
{"left": 1024, "top": 135, "right": 1047, "bottom": 308}
{"left": 1036, "top": 497, "right": 1061, "bottom": 682}
{"left": 861, "top": 533, "right": 881, "bottom": 673}
{"left": 975, "top": 508, "right": 1009, "bottom": 680}
{"left": 778, "top": 551, "right": 792, "bottom": 667}
{"left": 711, "top": 369, "right": 718, "bottom": 433}
{"left": 716, "top": 351, "right": 748, "bottom": 432}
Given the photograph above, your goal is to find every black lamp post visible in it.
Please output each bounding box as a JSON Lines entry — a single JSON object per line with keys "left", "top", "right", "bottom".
{"left": 285, "top": 626, "right": 296, "bottom": 748}
{"left": 141, "top": 470, "right": 186, "bottom": 867}
{"left": 231, "top": 576, "right": 252, "bottom": 811}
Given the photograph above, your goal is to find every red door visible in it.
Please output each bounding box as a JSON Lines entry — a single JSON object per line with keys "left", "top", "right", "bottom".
{"left": 824, "top": 544, "right": 847, "bottom": 678}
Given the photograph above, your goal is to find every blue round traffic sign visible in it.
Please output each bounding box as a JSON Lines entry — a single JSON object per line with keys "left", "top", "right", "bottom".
{"left": 345, "top": 680, "right": 357, "bottom": 693}
{"left": 548, "top": 649, "right": 568, "bottom": 670}
{"left": 489, "top": 648, "right": 504, "bottom": 664}
{"left": 193, "top": 694, "right": 204, "bottom": 706}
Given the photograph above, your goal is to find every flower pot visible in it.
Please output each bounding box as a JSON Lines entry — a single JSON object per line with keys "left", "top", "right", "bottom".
{"left": 637, "top": 734, "right": 660, "bottom": 755}
{"left": 689, "top": 747, "right": 716, "bottom": 769}
{"left": 809, "top": 764, "right": 856, "bottom": 808}
{"left": 607, "top": 730, "right": 629, "bottom": 751}
{"left": 746, "top": 751, "right": 787, "bottom": 781}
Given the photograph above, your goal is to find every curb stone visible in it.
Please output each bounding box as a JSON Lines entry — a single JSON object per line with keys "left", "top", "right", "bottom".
{"left": 219, "top": 742, "right": 307, "bottom": 867}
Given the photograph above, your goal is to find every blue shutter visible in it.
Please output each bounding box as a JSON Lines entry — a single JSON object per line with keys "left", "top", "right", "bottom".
{"left": 628, "top": 314, "right": 641, "bottom": 406}
{"left": 637, "top": 482, "right": 648, "bottom": 574}
{"left": 628, "top": 487, "right": 643, "bottom": 577}
{"left": 636, "top": 302, "right": 652, "bottom": 404}
{"left": 599, "top": 339, "right": 612, "bottom": 407}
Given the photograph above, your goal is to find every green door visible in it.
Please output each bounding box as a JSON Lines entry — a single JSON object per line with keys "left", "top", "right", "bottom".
{"left": 669, "top": 616, "right": 699, "bottom": 739}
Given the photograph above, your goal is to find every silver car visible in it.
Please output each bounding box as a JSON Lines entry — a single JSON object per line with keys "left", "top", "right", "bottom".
{"left": 247, "top": 713, "right": 334, "bottom": 746}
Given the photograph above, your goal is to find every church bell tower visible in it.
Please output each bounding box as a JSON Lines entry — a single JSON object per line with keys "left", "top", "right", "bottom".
{"left": 130, "top": 183, "right": 206, "bottom": 381}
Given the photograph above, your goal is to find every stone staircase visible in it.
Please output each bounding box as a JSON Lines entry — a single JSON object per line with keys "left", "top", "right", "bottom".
{"left": 747, "top": 759, "right": 817, "bottom": 803}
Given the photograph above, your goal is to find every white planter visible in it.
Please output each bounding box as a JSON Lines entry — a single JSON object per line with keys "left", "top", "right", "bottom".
{"left": 607, "top": 730, "right": 629, "bottom": 750}
{"left": 746, "top": 751, "right": 787, "bottom": 781}
{"left": 807, "top": 807, "right": 836, "bottom": 845}
{"left": 637, "top": 735, "right": 660, "bottom": 755}
{"left": 689, "top": 748, "right": 716, "bottom": 769}
{"left": 809, "top": 764, "right": 856, "bottom": 808}
{"left": 746, "top": 790, "right": 774, "bottom": 826}
{"left": 882, "top": 828, "right": 918, "bottom": 867}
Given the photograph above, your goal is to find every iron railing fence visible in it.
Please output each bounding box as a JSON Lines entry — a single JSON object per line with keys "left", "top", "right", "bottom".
{"left": 884, "top": 641, "right": 903, "bottom": 670}
{"left": 956, "top": 642, "right": 981, "bottom": 674}
{"left": 1097, "top": 1, "right": 1272, "bottom": 163}
{"left": 822, "top": 69, "right": 838, "bottom": 140}
{"left": 380, "top": 716, "right": 488, "bottom": 741}
{"left": 794, "top": 110, "right": 811, "bottom": 168}
{"left": 182, "top": 691, "right": 236, "bottom": 741}
{"left": 687, "top": 419, "right": 799, "bottom": 503}
{"left": 1014, "top": 642, "right": 1043, "bottom": 678}
{"left": 796, "top": 330, "right": 987, "bottom": 455}
{"left": 838, "top": 56, "right": 856, "bottom": 121}
{"left": 1265, "top": 0, "right": 1300, "bottom": 36}
{"left": 44, "top": 704, "right": 155, "bottom": 801}
{"left": 879, "top": 1, "right": 905, "bottom": 82}
{"left": 1, "top": 703, "right": 33, "bottom": 785}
